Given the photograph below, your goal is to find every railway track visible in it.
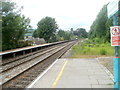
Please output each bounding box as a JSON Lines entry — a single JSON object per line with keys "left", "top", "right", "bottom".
{"left": 1, "top": 41, "right": 76, "bottom": 88}
{"left": 2, "top": 43, "right": 62, "bottom": 65}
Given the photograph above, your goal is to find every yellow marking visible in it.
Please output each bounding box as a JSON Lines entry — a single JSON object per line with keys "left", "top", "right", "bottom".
{"left": 51, "top": 60, "right": 68, "bottom": 88}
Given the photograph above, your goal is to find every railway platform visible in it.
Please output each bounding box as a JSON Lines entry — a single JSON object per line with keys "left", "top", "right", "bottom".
{"left": 28, "top": 58, "right": 114, "bottom": 88}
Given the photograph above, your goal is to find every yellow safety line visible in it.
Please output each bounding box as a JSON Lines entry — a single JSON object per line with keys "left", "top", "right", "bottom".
{"left": 51, "top": 60, "right": 68, "bottom": 88}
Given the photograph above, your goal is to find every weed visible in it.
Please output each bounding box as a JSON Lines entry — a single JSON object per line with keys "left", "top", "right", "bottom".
{"left": 100, "top": 49, "right": 107, "bottom": 55}
{"left": 71, "top": 39, "right": 118, "bottom": 58}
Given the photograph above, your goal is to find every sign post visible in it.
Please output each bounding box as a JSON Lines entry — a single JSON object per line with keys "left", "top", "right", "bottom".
{"left": 112, "top": 16, "right": 120, "bottom": 89}
{"left": 107, "top": 0, "right": 119, "bottom": 89}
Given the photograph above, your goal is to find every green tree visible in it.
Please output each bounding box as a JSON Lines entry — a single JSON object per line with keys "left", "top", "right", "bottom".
{"left": 57, "top": 29, "right": 76, "bottom": 41}
{"left": 2, "top": 1, "right": 31, "bottom": 50}
{"left": 118, "top": 1, "right": 120, "bottom": 25}
{"left": 88, "top": 5, "right": 108, "bottom": 42}
{"left": 105, "top": 18, "right": 113, "bottom": 42}
{"left": 73, "top": 28, "right": 88, "bottom": 38}
{"left": 32, "top": 30, "right": 38, "bottom": 38}
{"left": 57, "top": 29, "right": 65, "bottom": 38}
{"left": 37, "top": 16, "right": 58, "bottom": 43}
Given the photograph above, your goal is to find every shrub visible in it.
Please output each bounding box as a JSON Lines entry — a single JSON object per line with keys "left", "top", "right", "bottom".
{"left": 94, "top": 38, "right": 101, "bottom": 43}
{"left": 17, "top": 40, "right": 32, "bottom": 48}
{"left": 71, "top": 39, "right": 115, "bottom": 57}
{"left": 100, "top": 44, "right": 106, "bottom": 47}
{"left": 100, "top": 49, "right": 107, "bottom": 55}
{"left": 94, "top": 44, "right": 99, "bottom": 47}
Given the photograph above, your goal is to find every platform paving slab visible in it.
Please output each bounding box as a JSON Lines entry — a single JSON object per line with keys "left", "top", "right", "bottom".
{"left": 30, "top": 58, "right": 114, "bottom": 88}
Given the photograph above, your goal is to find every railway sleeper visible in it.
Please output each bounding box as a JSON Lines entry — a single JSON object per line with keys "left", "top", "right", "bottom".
{"left": 2, "top": 41, "right": 76, "bottom": 88}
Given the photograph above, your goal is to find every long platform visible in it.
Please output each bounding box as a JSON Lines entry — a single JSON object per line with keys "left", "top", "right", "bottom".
{"left": 1, "top": 40, "right": 69, "bottom": 56}
{"left": 28, "top": 58, "right": 114, "bottom": 88}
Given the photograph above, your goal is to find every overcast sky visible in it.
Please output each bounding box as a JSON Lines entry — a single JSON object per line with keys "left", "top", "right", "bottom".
{"left": 12, "top": 0, "right": 110, "bottom": 32}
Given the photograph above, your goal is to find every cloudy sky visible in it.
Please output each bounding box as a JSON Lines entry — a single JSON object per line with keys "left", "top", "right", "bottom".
{"left": 12, "top": 0, "right": 111, "bottom": 32}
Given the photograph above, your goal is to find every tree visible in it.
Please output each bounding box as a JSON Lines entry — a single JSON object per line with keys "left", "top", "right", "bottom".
{"left": 2, "top": 1, "right": 31, "bottom": 50}
{"left": 73, "top": 28, "right": 88, "bottom": 38}
{"left": 57, "top": 29, "right": 76, "bottom": 41}
{"left": 88, "top": 4, "right": 108, "bottom": 42}
{"left": 32, "top": 30, "right": 38, "bottom": 38}
{"left": 57, "top": 29, "right": 65, "bottom": 38}
{"left": 37, "top": 16, "right": 58, "bottom": 43}
{"left": 118, "top": 1, "right": 120, "bottom": 26}
{"left": 70, "top": 28, "right": 73, "bottom": 34}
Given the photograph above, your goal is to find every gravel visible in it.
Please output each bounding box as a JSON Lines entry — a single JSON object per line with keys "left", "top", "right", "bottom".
{"left": 98, "top": 57, "right": 114, "bottom": 75}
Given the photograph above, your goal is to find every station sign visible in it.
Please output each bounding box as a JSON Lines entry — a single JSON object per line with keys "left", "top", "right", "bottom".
{"left": 111, "top": 26, "right": 120, "bottom": 46}
{"left": 107, "top": 0, "right": 118, "bottom": 18}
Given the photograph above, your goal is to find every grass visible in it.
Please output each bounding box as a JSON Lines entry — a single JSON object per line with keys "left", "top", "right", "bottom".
{"left": 70, "top": 39, "right": 119, "bottom": 58}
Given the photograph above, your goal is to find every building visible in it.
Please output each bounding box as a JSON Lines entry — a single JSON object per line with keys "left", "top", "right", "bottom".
{"left": 24, "top": 29, "right": 46, "bottom": 45}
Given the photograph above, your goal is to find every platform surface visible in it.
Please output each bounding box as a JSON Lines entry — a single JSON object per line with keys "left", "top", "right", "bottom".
{"left": 29, "top": 58, "right": 114, "bottom": 88}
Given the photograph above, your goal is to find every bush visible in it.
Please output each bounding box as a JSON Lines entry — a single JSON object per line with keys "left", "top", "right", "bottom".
{"left": 71, "top": 39, "right": 115, "bottom": 57}
{"left": 94, "top": 44, "right": 99, "bottom": 47}
{"left": 100, "top": 49, "right": 107, "bottom": 55}
{"left": 94, "top": 38, "right": 101, "bottom": 43}
{"left": 100, "top": 44, "right": 106, "bottom": 47}
{"left": 17, "top": 40, "right": 32, "bottom": 48}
